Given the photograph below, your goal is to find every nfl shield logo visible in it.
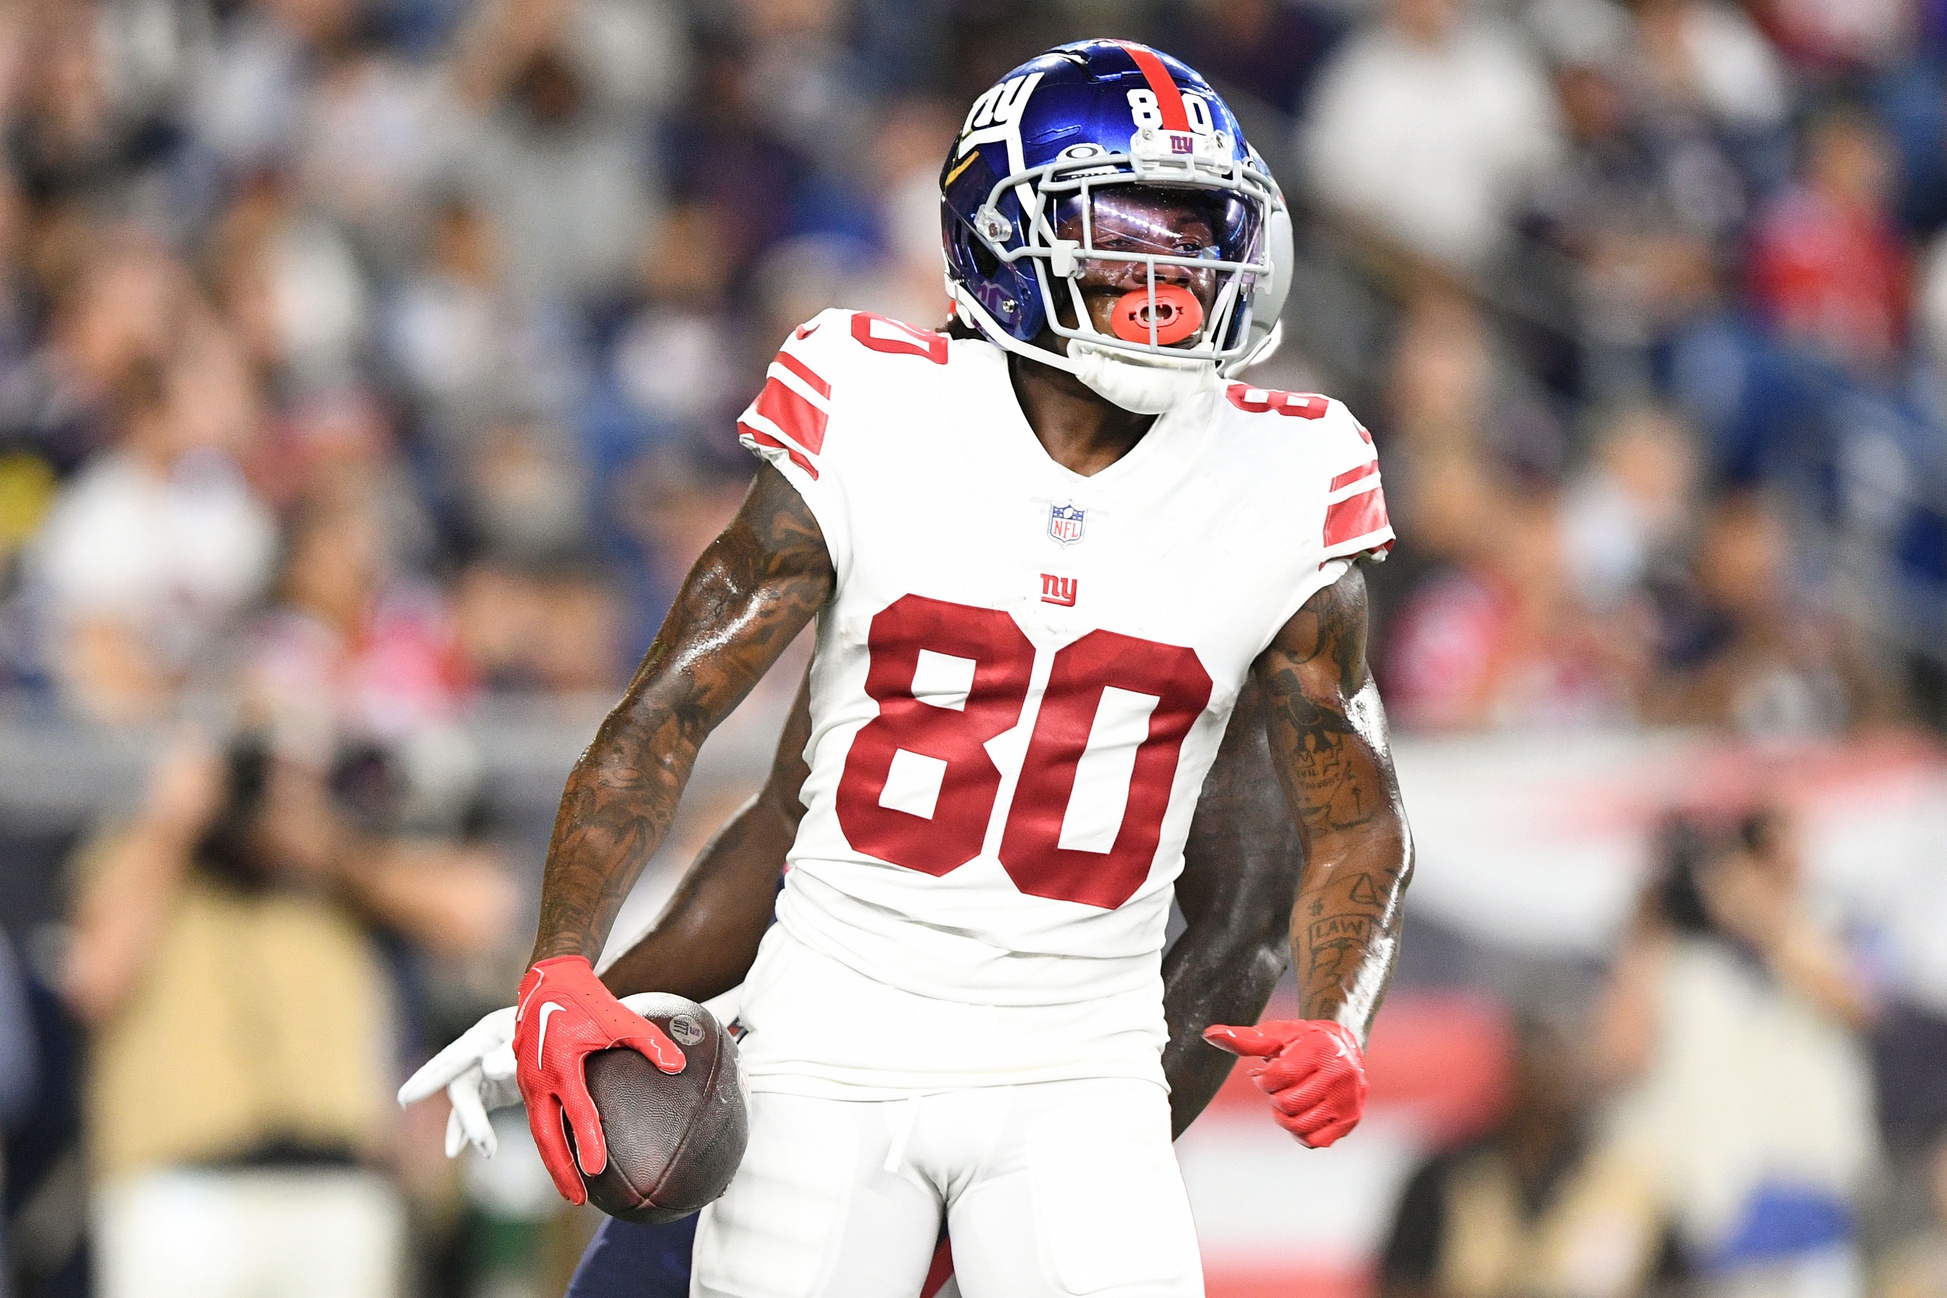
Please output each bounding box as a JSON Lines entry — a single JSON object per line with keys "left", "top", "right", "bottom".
{"left": 1048, "top": 503, "right": 1085, "bottom": 546}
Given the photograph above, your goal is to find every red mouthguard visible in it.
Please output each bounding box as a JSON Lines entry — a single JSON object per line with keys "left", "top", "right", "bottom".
{"left": 1110, "top": 284, "right": 1204, "bottom": 345}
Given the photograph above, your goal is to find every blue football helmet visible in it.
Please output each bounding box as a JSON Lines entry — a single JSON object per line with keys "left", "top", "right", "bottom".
{"left": 941, "top": 39, "right": 1292, "bottom": 410}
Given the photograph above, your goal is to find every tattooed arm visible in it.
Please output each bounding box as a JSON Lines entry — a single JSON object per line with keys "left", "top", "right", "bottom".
{"left": 1252, "top": 564, "right": 1412, "bottom": 1042}
{"left": 529, "top": 464, "right": 834, "bottom": 966}
{"left": 598, "top": 671, "right": 813, "bottom": 1001}
{"left": 1163, "top": 676, "right": 1303, "bottom": 1135}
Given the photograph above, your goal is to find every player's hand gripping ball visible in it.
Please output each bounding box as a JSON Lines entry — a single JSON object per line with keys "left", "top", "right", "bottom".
{"left": 515, "top": 957, "right": 710, "bottom": 1206}
{"left": 1202, "top": 1019, "right": 1369, "bottom": 1148}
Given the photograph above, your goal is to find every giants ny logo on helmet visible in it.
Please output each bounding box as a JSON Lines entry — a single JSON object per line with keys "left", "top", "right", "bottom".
{"left": 940, "top": 40, "right": 1295, "bottom": 413}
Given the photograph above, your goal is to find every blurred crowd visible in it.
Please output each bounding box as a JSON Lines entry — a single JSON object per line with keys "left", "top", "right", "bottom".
{"left": 0, "top": 0, "right": 1939, "bottom": 1295}
{"left": 0, "top": 0, "right": 1938, "bottom": 735}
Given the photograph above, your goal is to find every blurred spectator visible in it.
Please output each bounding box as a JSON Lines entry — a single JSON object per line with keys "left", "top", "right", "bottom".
{"left": 1373, "top": 292, "right": 1641, "bottom": 728}
{"left": 1650, "top": 493, "right": 1898, "bottom": 733}
{"left": 1382, "top": 290, "right": 1567, "bottom": 476}
{"left": 209, "top": 167, "right": 372, "bottom": 392}
{"left": 1302, "top": 0, "right": 1563, "bottom": 270}
{"left": 456, "top": 415, "right": 590, "bottom": 565}
{"left": 189, "top": 0, "right": 366, "bottom": 175}
{"left": 1754, "top": 0, "right": 1913, "bottom": 76}
{"left": 1381, "top": 1015, "right": 1671, "bottom": 1298}
{"left": 1383, "top": 466, "right": 1642, "bottom": 729}
{"left": 62, "top": 727, "right": 513, "bottom": 1298}
{"left": 384, "top": 194, "right": 566, "bottom": 438}
{"left": 854, "top": 97, "right": 959, "bottom": 327}
{"left": 247, "top": 497, "right": 471, "bottom": 756}
{"left": 1560, "top": 405, "right": 1698, "bottom": 614}
{"left": 296, "top": 32, "right": 451, "bottom": 270}
{"left": 738, "top": 0, "right": 869, "bottom": 185}
{"left": 448, "top": 0, "right": 683, "bottom": 308}
{"left": 10, "top": 0, "right": 180, "bottom": 210}
{"left": 26, "top": 334, "right": 275, "bottom": 723}
{"left": 19, "top": 234, "right": 190, "bottom": 474}
{"left": 1630, "top": 0, "right": 1791, "bottom": 138}
{"left": 1598, "top": 809, "right": 1877, "bottom": 1296}
{"left": 452, "top": 560, "right": 622, "bottom": 694}
{"left": 660, "top": 40, "right": 815, "bottom": 289}
{"left": 1747, "top": 105, "right": 1910, "bottom": 379}
{"left": 1523, "top": 0, "right": 1746, "bottom": 397}
{"left": 606, "top": 202, "right": 746, "bottom": 460}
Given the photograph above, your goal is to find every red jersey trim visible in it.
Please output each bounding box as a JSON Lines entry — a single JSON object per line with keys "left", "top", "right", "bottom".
{"left": 772, "top": 350, "right": 831, "bottom": 400}
{"left": 751, "top": 376, "right": 829, "bottom": 456}
{"left": 1323, "top": 482, "right": 1390, "bottom": 550}
{"left": 738, "top": 423, "right": 819, "bottom": 480}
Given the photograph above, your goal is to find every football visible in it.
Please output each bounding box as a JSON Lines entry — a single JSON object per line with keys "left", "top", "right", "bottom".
{"left": 568, "top": 994, "right": 748, "bottom": 1224}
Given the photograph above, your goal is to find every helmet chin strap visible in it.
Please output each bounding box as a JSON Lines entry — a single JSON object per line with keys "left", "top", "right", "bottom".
{"left": 1068, "top": 341, "right": 1214, "bottom": 414}
{"left": 952, "top": 284, "right": 1216, "bottom": 415}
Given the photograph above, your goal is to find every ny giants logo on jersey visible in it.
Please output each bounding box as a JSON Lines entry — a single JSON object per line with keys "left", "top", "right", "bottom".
{"left": 1040, "top": 574, "right": 1077, "bottom": 607}
{"left": 1048, "top": 503, "right": 1085, "bottom": 546}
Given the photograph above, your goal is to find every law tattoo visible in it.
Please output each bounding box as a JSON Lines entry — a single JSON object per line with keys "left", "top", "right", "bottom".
{"left": 1253, "top": 565, "right": 1415, "bottom": 1041}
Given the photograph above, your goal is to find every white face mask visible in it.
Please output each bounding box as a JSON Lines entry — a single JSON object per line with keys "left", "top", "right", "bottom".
{"left": 1067, "top": 340, "right": 1215, "bottom": 414}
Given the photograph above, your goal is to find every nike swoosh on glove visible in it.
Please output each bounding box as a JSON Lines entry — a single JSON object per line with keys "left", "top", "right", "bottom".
{"left": 513, "top": 956, "right": 685, "bottom": 1203}
{"left": 1202, "top": 1019, "right": 1369, "bottom": 1148}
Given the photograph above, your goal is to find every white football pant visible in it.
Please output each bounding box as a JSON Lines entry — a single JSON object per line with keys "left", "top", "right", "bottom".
{"left": 692, "top": 1077, "right": 1203, "bottom": 1298}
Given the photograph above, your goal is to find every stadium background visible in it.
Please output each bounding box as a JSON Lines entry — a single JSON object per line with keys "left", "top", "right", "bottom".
{"left": 0, "top": 0, "right": 1944, "bottom": 1294}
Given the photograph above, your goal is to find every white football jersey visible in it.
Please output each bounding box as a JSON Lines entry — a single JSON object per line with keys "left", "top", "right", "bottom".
{"left": 731, "top": 309, "right": 1392, "bottom": 1093}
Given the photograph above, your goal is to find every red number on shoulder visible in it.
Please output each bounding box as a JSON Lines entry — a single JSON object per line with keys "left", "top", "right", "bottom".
{"left": 1224, "top": 383, "right": 1329, "bottom": 419}
{"left": 850, "top": 312, "right": 950, "bottom": 365}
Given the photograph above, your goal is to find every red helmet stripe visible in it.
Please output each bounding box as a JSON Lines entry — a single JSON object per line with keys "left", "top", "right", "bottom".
{"left": 1115, "top": 41, "right": 1190, "bottom": 132}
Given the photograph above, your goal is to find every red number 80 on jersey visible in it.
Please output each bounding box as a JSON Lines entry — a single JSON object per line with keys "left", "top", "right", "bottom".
{"left": 834, "top": 595, "right": 1213, "bottom": 911}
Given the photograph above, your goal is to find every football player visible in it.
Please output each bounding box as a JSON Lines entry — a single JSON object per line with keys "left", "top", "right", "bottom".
{"left": 507, "top": 40, "right": 1412, "bottom": 1297}
{"left": 400, "top": 665, "right": 1301, "bottom": 1296}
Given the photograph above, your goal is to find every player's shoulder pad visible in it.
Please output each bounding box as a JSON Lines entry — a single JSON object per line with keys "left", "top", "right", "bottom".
{"left": 737, "top": 309, "right": 952, "bottom": 482}
{"left": 1214, "top": 381, "right": 1394, "bottom": 562}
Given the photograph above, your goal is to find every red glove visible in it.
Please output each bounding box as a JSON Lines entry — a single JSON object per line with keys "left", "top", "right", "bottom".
{"left": 1203, "top": 1019, "right": 1368, "bottom": 1148}
{"left": 513, "top": 956, "right": 685, "bottom": 1203}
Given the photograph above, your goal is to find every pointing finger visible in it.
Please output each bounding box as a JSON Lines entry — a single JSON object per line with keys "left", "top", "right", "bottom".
{"left": 1202, "top": 1024, "right": 1283, "bottom": 1058}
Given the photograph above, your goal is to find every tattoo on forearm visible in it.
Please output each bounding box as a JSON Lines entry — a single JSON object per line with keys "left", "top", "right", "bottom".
{"left": 1254, "top": 566, "right": 1413, "bottom": 1040}
{"left": 532, "top": 466, "right": 832, "bottom": 964}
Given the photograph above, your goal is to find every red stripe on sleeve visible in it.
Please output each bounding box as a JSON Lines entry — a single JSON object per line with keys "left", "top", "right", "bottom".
{"left": 752, "top": 376, "right": 829, "bottom": 456}
{"left": 1329, "top": 463, "right": 1380, "bottom": 492}
{"left": 1115, "top": 42, "right": 1190, "bottom": 132}
{"left": 1323, "top": 483, "right": 1390, "bottom": 549}
{"left": 739, "top": 422, "right": 820, "bottom": 480}
{"left": 773, "top": 350, "right": 830, "bottom": 399}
